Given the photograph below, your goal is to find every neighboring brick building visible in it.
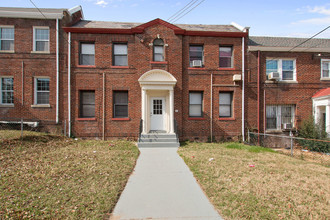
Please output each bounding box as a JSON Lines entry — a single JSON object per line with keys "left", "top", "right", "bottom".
{"left": 247, "top": 36, "right": 330, "bottom": 136}
{"left": 1, "top": 6, "right": 329, "bottom": 140}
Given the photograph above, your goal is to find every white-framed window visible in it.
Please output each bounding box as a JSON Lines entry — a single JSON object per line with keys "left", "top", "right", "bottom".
{"left": 153, "top": 38, "right": 164, "bottom": 62}
{"left": 0, "top": 77, "right": 14, "bottom": 104}
{"left": 189, "top": 92, "right": 203, "bottom": 117}
{"left": 80, "top": 90, "right": 95, "bottom": 118}
{"left": 219, "top": 92, "right": 233, "bottom": 118}
{"left": 321, "top": 59, "right": 330, "bottom": 79}
{"left": 34, "top": 78, "right": 49, "bottom": 105}
{"left": 189, "top": 45, "right": 204, "bottom": 67}
{"left": 266, "top": 59, "right": 296, "bottom": 81}
{"left": 266, "top": 105, "right": 295, "bottom": 130}
{"left": 219, "top": 46, "right": 233, "bottom": 68}
{"left": 113, "top": 43, "right": 128, "bottom": 66}
{"left": 79, "top": 43, "right": 95, "bottom": 65}
{"left": 0, "top": 26, "right": 14, "bottom": 51}
{"left": 33, "top": 27, "right": 49, "bottom": 52}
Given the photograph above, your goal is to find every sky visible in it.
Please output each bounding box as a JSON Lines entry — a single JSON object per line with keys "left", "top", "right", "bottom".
{"left": 1, "top": 0, "right": 330, "bottom": 38}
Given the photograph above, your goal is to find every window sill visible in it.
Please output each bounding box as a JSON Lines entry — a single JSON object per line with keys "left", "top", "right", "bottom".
{"left": 111, "top": 66, "right": 129, "bottom": 69}
{"left": 77, "top": 65, "right": 96, "bottom": 68}
{"left": 150, "top": 61, "right": 168, "bottom": 64}
{"left": 31, "top": 104, "right": 50, "bottom": 108}
{"left": 320, "top": 77, "right": 330, "bottom": 81}
{"left": 218, "top": 117, "right": 235, "bottom": 121}
{"left": 265, "top": 80, "right": 298, "bottom": 84}
{"left": 112, "top": 118, "right": 130, "bottom": 121}
{"left": 0, "top": 104, "right": 14, "bottom": 108}
{"left": 0, "top": 50, "right": 15, "bottom": 54}
{"left": 218, "top": 67, "right": 235, "bottom": 70}
{"left": 76, "top": 118, "right": 96, "bottom": 121}
{"left": 31, "top": 51, "right": 50, "bottom": 54}
{"left": 188, "top": 67, "right": 206, "bottom": 70}
{"left": 188, "top": 117, "right": 206, "bottom": 120}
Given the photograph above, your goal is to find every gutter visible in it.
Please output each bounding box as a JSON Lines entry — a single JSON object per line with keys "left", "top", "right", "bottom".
{"left": 242, "top": 37, "right": 245, "bottom": 141}
{"left": 68, "top": 32, "right": 71, "bottom": 137}
{"left": 56, "top": 18, "right": 59, "bottom": 124}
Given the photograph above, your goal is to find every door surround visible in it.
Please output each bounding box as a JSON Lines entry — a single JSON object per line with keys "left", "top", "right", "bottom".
{"left": 138, "top": 69, "right": 177, "bottom": 134}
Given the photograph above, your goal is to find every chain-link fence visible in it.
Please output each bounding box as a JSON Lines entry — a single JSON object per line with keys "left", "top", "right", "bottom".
{"left": 0, "top": 117, "right": 67, "bottom": 139}
{"left": 247, "top": 131, "right": 330, "bottom": 166}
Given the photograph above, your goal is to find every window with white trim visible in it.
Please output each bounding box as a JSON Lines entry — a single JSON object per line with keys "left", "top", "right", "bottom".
{"left": 33, "top": 27, "right": 49, "bottom": 52}
{"left": 1, "top": 77, "right": 14, "bottom": 104}
{"left": 266, "top": 59, "right": 296, "bottom": 81}
{"left": 0, "top": 27, "right": 14, "bottom": 51}
{"left": 113, "top": 43, "right": 128, "bottom": 66}
{"left": 35, "top": 78, "right": 49, "bottom": 105}
{"left": 266, "top": 105, "right": 295, "bottom": 130}
{"left": 113, "top": 91, "right": 128, "bottom": 118}
{"left": 189, "top": 92, "right": 203, "bottom": 117}
{"left": 80, "top": 91, "right": 95, "bottom": 118}
{"left": 219, "top": 92, "right": 233, "bottom": 118}
{"left": 189, "top": 45, "right": 203, "bottom": 67}
{"left": 219, "top": 46, "right": 233, "bottom": 68}
{"left": 321, "top": 59, "right": 330, "bottom": 79}
{"left": 153, "top": 38, "right": 164, "bottom": 62}
{"left": 80, "top": 43, "right": 95, "bottom": 65}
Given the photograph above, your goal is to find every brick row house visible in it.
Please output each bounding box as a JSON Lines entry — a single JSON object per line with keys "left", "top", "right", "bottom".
{"left": 0, "top": 6, "right": 329, "bottom": 142}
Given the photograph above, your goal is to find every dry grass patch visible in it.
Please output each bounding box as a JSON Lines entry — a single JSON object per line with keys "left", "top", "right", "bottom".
{"left": 179, "top": 142, "right": 330, "bottom": 220}
{"left": 0, "top": 131, "right": 139, "bottom": 219}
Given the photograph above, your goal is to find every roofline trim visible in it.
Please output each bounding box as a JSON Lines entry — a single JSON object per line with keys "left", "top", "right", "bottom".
{"left": 249, "top": 46, "right": 330, "bottom": 53}
{"left": 63, "top": 26, "right": 248, "bottom": 37}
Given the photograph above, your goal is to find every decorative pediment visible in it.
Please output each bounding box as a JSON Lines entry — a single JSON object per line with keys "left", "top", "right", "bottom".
{"left": 138, "top": 69, "right": 177, "bottom": 86}
{"left": 132, "top": 18, "right": 184, "bottom": 34}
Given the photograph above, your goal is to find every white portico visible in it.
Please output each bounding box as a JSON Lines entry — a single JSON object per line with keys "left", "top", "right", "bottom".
{"left": 138, "top": 69, "right": 177, "bottom": 134}
{"left": 312, "top": 88, "right": 330, "bottom": 137}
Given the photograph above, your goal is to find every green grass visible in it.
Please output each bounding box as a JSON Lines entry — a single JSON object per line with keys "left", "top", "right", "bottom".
{"left": 179, "top": 142, "right": 330, "bottom": 220}
{"left": 0, "top": 130, "right": 139, "bottom": 219}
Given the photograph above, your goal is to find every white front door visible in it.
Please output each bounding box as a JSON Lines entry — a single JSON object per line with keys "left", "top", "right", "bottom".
{"left": 150, "top": 97, "right": 165, "bottom": 131}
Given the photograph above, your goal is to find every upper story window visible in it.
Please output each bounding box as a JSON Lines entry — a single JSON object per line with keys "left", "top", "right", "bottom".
{"left": 80, "top": 43, "right": 95, "bottom": 66}
{"left": 34, "top": 78, "right": 49, "bottom": 105}
{"left": 189, "top": 92, "right": 203, "bottom": 117}
{"left": 321, "top": 59, "right": 330, "bottom": 79}
{"left": 33, "top": 27, "right": 49, "bottom": 52}
{"left": 189, "top": 45, "right": 203, "bottom": 67}
{"left": 0, "top": 27, "right": 14, "bottom": 51}
{"left": 153, "top": 38, "right": 164, "bottom": 62}
{"left": 219, "top": 46, "right": 233, "bottom": 68}
{"left": 266, "top": 59, "right": 296, "bottom": 81}
{"left": 1, "top": 77, "right": 14, "bottom": 104}
{"left": 113, "top": 43, "right": 128, "bottom": 66}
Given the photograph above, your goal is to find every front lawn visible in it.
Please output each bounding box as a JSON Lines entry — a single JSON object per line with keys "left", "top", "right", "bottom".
{"left": 179, "top": 142, "right": 329, "bottom": 220}
{"left": 0, "top": 131, "right": 139, "bottom": 219}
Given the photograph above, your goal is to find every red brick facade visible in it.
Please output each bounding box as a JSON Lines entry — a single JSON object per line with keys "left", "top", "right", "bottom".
{"left": 1, "top": 7, "right": 329, "bottom": 140}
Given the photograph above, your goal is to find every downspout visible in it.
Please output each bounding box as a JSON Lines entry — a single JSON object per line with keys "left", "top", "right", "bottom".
{"left": 257, "top": 50, "right": 260, "bottom": 143}
{"left": 264, "top": 90, "right": 266, "bottom": 134}
{"left": 103, "top": 72, "right": 105, "bottom": 141}
{"left": 68, "top": 32, "right": 71, "bottom": 137}
{"left": 21, "top": 61, "right": 24, "bottom": 106}
{"left": 242, "top": 37, "right": 245, "bottom": 141}
{"left": 210, "top": 73, "right": 213, "bottom": 142}
{"left": 56, "top": 18, "right": 59, "bottom": 124}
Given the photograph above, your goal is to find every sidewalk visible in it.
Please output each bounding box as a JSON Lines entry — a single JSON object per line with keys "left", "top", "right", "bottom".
{"left": 110, "top": 147, "right": 222, "bottom": 220}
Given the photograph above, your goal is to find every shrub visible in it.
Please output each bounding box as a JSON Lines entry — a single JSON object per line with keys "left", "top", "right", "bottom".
{"left": 298, "top": 117, "right": 329, "bottom": 153}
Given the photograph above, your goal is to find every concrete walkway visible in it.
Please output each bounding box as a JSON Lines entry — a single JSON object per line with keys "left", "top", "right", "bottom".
{"left": 110, "top": 147, "right": 222, "bottom": 220}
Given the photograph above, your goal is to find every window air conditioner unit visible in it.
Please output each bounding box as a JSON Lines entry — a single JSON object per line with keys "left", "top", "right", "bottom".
{"left": 192, "top": 60, "right": 202, "bottom": 67}
{"left": 283, "top": 123, "right": 293, "bottom": 130}
{"left": 268, "top": 72, "right": 280, "bottom": 80}
{"left": 233, "top": 74, "right": 242, "bottom": 81}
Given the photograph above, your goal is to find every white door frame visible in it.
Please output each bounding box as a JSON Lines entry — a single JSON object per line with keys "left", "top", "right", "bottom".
{"left": 150, "top": 97, "right": 165, "bottom": 131}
